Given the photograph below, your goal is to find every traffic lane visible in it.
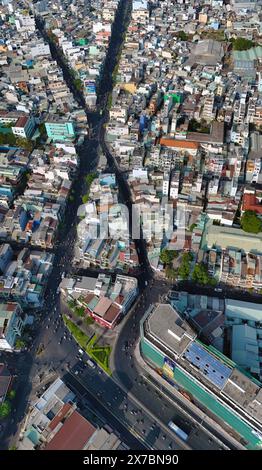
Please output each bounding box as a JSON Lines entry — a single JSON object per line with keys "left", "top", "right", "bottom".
{"left": 63, "top": 371, "right": 146, "bottom": 451}
{"left": 142, "top": 372, "right": 233, "bottom": 450}
{"left": 115, "top": 354, "right": 223, "bottom": 450}
{"left": 69, "top": 362, "right": 181, "bottom": 450}
{"left": 116, "top": 343, "right": 231, "bottom": 450}
{"left": 113, "top": 303, "right": 226, "bottom": 451}
{"left": 2, "top": 0, "right": 134, "bottom": 447}
{"left": 66, "top": 366, "right": 183, "bottom": 451}
{"left": 174, "top": 281, "right": 262, "bottom": 304}
{"left": 32, "top": 320, "right": 79, "bottom": 372}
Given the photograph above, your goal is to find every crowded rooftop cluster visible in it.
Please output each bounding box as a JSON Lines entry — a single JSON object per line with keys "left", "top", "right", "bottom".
{"left": 106, "top": 0, "right": 262, "bottom": 287}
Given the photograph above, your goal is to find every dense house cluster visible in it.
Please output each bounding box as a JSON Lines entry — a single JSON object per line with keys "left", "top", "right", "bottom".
{"left": 0, "top": 0, "right": 136, "bottom": 350}
{"left": 106, "top": 0, "right": 262, "bottom": 286}
{"left": 60, "top": 273, "right": 138, "bottom": 329}
{"left": 74, "top": 173, "right": 139, "bottom": 272}
{"left": 0, "top": 244, "right": 54, "bottom": 307}
{"left": 33, "top": 0, "right": 120, "bottom": 109}
{"left": 0, "top": 3, "right": 87, "bottom": 350}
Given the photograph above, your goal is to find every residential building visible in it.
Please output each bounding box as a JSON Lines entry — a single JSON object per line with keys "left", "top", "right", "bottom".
{"left": 0, "top": 302, "right": 24, "bottom": 351}
{"left": 45, "top": 118, "right": 76, "bottom": 142}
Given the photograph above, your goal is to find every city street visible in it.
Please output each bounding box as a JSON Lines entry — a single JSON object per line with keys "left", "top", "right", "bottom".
{"left": 0, "top": 0, "right": 253, "bottom": 452}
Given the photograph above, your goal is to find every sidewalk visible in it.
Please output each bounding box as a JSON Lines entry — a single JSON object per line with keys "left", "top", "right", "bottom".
{"left": 133, "top": 342, "right": 245, "bottom": 450}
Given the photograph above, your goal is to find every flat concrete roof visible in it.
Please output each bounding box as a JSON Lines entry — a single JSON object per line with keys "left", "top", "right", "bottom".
{"left": 146, "top": 304, "right": 196, "bottom": 357}
{"left": 205, "top": 224, "right": 262, "bottom": 253}
{"left": 225, "top": 299, "right": 262, "bottom": 323}
{"left": 223, "top": 369, "right": 262, "bottom": 425}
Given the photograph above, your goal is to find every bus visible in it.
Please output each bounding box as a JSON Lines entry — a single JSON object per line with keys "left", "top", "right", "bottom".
{"left": 168, "top": 421, "right": 189, "bottom": 442}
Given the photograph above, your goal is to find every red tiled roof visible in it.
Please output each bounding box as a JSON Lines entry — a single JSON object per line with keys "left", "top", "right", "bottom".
{"left": 160, "top": 138, "right": 199, "bottom": 150}
{"left": 15, "top": 116, "right": 28, "bottom": 128}
{"left": 48, "top": 403, "right": 73, "bottom": 432}
{"left": 103, "top": 303, "right": 121, "bottom": 324}
{"left": 119, "top": 252, "right": 126, "bottom": 262}
{"left": 242, "top": 193, "right": 262, "bottom": 215}
{"left": 44, "top": 410, "right": 96, "bottom": 450}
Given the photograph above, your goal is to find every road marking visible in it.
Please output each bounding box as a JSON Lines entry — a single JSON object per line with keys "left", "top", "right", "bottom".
{"left": 67, "top": 371, "right": 154, "bottom": 450}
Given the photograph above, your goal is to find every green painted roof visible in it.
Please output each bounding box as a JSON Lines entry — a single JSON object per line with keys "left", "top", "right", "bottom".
{"left": 233, "top": 46, "right": 262, "bottom": 61}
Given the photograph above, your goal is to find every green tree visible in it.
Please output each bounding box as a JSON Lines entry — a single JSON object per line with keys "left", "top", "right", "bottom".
{"left": 74, "top": 79, "right": 83, "bottom": 91}
{"left": 192, "top": 263, "right": 217, "bottom": 286}
{"left": 189, "top": 223, "right": 197, "bottom": 232}
{"left": 15, "top": 338, "right": 26, "bottom": 349}
{"left": 178, "top": 252, "right": 193, "bottom": 280}
{"left": 241, "top": 211, "right": 262, "bottom": 234}
{"left": 0, "top": 401, "right": 11, "bottom": 419}
{"left": 82, "top": 194, "right": 89, "bottom": 204}
{"left": 231, "top": 37, "right": 254, "bottom": 51}
{"left": 177, "top": 31, "right": 188, "bottom": 41}
{"left": 7, "top": 390, "right": 16, "bottom": 400}
{"left": 160, "top": 249, "right": 178, "bottom": 265}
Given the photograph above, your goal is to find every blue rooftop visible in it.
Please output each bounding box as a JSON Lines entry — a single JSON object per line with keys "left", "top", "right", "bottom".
{"left": 184, "top": 342, "right": 232, "bottom": 389}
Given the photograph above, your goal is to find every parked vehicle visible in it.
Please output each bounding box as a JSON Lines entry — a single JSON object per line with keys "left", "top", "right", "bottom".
{"left": 87, "top": 359, "right": 96, "bottom": 369}
{"left": 168, "top": 421, "right": 188, "bottom": 441}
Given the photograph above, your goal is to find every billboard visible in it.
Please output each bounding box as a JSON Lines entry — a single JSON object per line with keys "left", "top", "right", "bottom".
{"left": 163, "top": 357, "right": 176, "bottom": 379}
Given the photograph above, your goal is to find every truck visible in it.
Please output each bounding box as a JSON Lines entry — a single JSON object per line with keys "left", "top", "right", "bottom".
{"left": 168, "top": 421, "right": 188, "bottom": 442}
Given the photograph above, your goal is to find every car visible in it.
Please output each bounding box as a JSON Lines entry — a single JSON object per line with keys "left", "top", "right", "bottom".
{"left": 214, "top": 287, "right": 222, "bottom": 292}
{"left": 78, "top": 348, "right": 84, "bottom": 355}
{"left": 87, "top": 359, "right": 95, "bottom": 369}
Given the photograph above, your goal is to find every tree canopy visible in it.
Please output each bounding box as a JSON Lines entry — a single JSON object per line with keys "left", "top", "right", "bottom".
{"left": 159, "top": 249, "right": 178, "bottom": 265}
{"left": 231, "top": 37, "right": 254, "bottom": 51}
{"left": 177, "top": 31, "right": 188, "bottom": 41}
{"left": 192, "top": 263, "right": 216, "bottom": 286}
{"left": 178, "top": 252, "right": 193, "bottom": 280}
{"left": 0, "top": 401, "right": 11, "bottom": 419}
{"left": 241, "top": 211, "right": 262, "bottom": 234}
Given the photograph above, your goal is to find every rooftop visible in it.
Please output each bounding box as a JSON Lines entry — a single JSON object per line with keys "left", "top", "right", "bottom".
{"left": 44, "top": 410, "right": 96, "bottom": 450}
{"left": 145, "top": 304, "right": 196, "bottom": 357}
